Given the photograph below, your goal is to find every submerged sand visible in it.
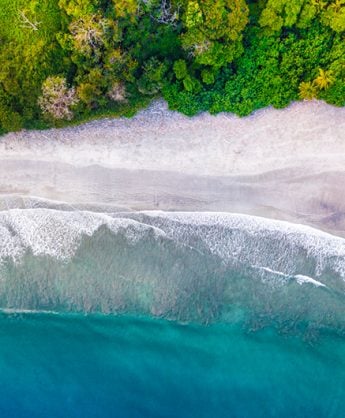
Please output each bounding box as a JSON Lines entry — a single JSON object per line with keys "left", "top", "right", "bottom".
{"left": 0, "top": 99, "right": 344, "bottom": 236}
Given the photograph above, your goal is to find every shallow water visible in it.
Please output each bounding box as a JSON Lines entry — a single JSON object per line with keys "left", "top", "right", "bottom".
{"left": 0, "top": 209, "right": 345, "bottom": 331}
{"left": 0, "top": 208, "right": 345, "bottom": 416}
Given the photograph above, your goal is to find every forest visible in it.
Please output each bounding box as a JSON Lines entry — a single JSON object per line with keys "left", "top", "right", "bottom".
{"left": 0, "top": 0, "right": 344, "bottom": 132}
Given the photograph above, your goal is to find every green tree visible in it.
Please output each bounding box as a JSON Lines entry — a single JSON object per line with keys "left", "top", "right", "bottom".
{"left": 173, "top": 60, "right": 188, "bottom": 80}
{"left": 137, "top": 58, "right": 168, "bottom": 95}
{"left": 0, "top": 90, "right": 23, "bottom": 132}
{"left": 180, "top": 0, "right": 249, "bottom": 72}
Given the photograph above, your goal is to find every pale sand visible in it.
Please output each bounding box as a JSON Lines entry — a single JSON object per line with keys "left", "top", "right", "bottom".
{"left": 0, "top": 100, "right": 344, "bottom": 236}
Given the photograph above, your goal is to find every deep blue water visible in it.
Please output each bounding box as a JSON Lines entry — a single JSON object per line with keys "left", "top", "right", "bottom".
{"left": 1, "top": 312, "right": 344, "bottom": 418}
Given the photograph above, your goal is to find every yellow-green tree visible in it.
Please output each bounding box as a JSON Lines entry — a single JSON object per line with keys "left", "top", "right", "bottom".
{"left": 113, "top": 0, "right": 139, "bottom": 19}
{"left": 259, "top": 0, "right": 321, "bottom": 32}
{"left": 322, "top": 0, "right": 345, "bottom": 32}
{"left": 298, "top": 81, "right": 318, "bottom": 100}
{"left": 314, "top": 68, "right": 335, "bottom": 90}
{"left": 58, "top": 0, "right": 97, "bottom": 16}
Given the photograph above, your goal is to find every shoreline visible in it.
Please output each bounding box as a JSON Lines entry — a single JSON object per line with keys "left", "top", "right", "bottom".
{"left": 1, "top": 99, "right": 345, "bottom": 237}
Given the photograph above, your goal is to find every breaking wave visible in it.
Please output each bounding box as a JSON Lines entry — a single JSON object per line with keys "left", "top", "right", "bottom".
{"left": 0, "top": 208, "right": 345, "bottom": 336}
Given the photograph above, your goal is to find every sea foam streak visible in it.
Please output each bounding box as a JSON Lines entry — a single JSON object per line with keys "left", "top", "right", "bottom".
{"left": 294, "top": 274, "right": 326, "bottom": 287}
{"left": 0, "top": 208, "right": 344, "bottom": 334}
{"left": 254, "top": 267, "right": 326, "bottom": 288}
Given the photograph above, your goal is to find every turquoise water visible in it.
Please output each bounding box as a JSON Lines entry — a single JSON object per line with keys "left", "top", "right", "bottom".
{"left": 1, "top": 312, "right": 345, "bottom": 418}
{"left": 0, "top": 209, "right": 345, "bottom": 416}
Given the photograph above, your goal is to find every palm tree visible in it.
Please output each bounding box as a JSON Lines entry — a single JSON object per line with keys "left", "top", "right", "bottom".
{"left": 298, "top": 81, "right": 318, "bottom": 100}
{"left": 314, "top": 68, "right": 335, "bottom": 90}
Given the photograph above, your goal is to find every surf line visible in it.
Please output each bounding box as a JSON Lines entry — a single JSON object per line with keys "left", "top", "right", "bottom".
{"left": 253, "top": 266, "right": 327, "bottom": 288}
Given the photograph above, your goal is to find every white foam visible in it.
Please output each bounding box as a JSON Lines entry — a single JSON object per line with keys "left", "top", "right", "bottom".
{"left": 0, "top": 308, "right": 60, "bottom": 315}
{"left": 0, "top": 209, "right": 166, "bottom": 263}
{"left": 132, "top": 211, "right": 345, "bottom": 279}
{"left": 0, "top": 208, "right": 340, "bottom": 321}
{"left": 294, "top": 274, "right": 326, "bottom": 288}
{"left": 259, "top": 267, "right": 289, "bottom": 278}
{"left": 253, "top": 266, "right": 327, "bottom": 288}
{"left": 141, "top": 211, "right": 343, "bottom": 241}
{"left": 0, "top": 209, "right": 344, "bottom": 287}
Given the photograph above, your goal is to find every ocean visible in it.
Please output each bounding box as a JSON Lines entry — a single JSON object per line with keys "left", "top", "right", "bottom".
{"left": 0, "top": 208, "right": 344, "bottom": 417}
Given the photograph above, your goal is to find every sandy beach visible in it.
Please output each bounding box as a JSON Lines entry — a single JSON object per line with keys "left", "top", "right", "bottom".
{"left": 0, "top": 99, "right": 345, "bottom": 236}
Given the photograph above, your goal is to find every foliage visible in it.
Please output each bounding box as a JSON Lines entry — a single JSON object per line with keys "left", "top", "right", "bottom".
{"left": 314, "top": 68, "right": 335, "bottom": 89}
{"left": 0, "top": 0, "right": 345, "bottom": 132}
{"left": 299, "top": 81, "right": 318, "bottom": 100}
{"left": 180, "top": 0, "right": 249, "bottom": 72}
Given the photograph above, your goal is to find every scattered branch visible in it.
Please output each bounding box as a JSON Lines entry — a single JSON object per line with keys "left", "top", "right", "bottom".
{"left": 38, "top": 76, "right": 79, "bottom": 121}
{"left": 19, "top": 10, "right": 41, "bottom": 31}
{"left": 108, "top": 82, "right": 127, "bottom": 102}
{"left": 69, "top": 15, "right": 108, "bottom": 55}
{"left": 145, "top": 0, "right": 180, "bottom": 26}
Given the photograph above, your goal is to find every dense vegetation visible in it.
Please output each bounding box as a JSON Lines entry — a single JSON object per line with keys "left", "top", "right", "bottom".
{"left": 0, "top": 0, "right": 344, "bottom": 132}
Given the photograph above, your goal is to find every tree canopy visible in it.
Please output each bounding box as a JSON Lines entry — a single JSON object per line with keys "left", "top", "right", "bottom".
{"left": 0, "top": 0, "right": 344, "bottom": 132}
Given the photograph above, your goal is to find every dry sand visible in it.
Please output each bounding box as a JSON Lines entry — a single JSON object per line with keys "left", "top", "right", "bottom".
{"left": 0, "top": 99, "right": 344, "bottom": 236}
